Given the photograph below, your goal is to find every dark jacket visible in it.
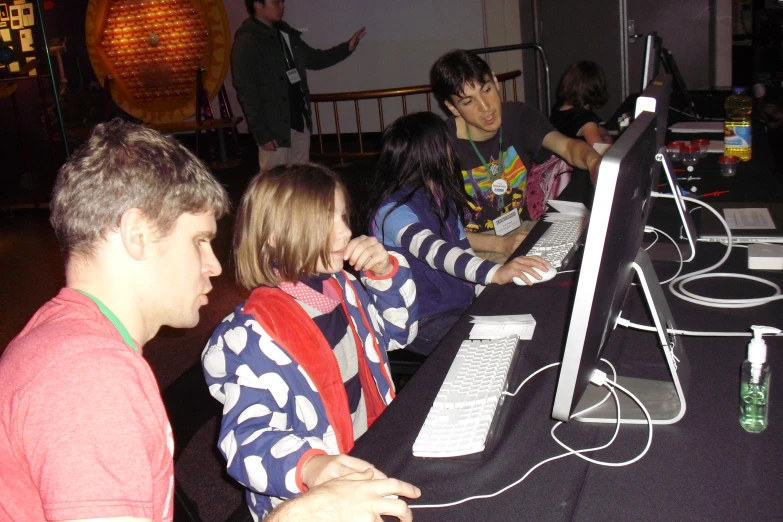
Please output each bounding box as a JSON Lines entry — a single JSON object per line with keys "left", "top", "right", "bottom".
{"left": 231, "top": 18, "right": 352, "bottom": 147}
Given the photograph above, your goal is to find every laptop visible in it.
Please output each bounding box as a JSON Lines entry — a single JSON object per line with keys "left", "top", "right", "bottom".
{"left": 698, "top": 202, "right": 783, "bottom": 243}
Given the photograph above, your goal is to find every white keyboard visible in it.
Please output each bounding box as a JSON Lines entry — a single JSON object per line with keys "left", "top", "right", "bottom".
{"left": 412, "top": 335, "right": 520, "bottom": 458}
{"left": 525, "top": 218, "right": 586, "bottom": 269}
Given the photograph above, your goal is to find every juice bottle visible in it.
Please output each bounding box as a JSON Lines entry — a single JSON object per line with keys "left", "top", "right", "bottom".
{"left": 724, "top": 87, "right": 752, "bottom": 161}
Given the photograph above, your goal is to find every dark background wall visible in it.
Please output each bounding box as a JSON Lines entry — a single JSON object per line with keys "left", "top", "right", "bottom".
{"left": 518, "top": 0, "right": 715, "bottom": 122}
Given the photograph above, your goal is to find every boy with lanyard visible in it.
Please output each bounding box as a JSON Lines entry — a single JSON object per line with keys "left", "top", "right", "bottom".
{"left": 430, "top": 49, "right": 602, "bottom": 262}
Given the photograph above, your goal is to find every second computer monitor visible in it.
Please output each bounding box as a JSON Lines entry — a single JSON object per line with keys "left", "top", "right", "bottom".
{"left": 641, "top": 32, "right": 663, "bottom": 91}
{"left": 636, "top": 72, "right": 698, "bottom": 262}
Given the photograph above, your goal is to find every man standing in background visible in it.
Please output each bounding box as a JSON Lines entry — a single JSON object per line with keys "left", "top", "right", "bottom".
{"left": 233, "top": 0, "right": 366, "bottom": 169}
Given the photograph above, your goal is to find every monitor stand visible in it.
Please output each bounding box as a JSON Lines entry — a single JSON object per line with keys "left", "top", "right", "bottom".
{"left": 643, "top": 147, "right": 698, "bottom": 262}
{"left": 574, "top": 248, "right": 690, "bottom": 425}
{"left": 661, "top": 47, "right": 700, "bottom": 120}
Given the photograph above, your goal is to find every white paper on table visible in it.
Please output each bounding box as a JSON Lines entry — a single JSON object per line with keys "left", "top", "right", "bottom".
{"left": 469, "top": 314, "right": 536, "bottom": 340}
{"left": 668, "top": 121, "right": 725, "bottom": 133}
{"left": 707, "top": 140, "right": 724, "bottom": 153}
{"left": 724, "top": 208, "right": 775, "bottom": 230}
{"left": 545, "top": 200, "right": 589, "bottom": 217}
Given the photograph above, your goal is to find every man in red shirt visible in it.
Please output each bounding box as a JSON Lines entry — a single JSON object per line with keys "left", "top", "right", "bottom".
{"left": 0, "top": 120, "right": 230, "bottom": 521}
{"left": 0, "top": 120, "right": 419, "bottom": 522}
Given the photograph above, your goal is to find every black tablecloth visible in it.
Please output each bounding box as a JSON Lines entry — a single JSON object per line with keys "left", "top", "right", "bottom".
{"left": 351, "top": 127, "right": 783, "bottom": 521}
{"left": 353, "top": 242, "right": 783, "bottom": 521}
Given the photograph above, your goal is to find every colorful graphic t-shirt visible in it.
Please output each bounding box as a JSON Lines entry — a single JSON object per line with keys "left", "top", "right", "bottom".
{"left": 448, "top": 101, "right": 554, "bottom": 232}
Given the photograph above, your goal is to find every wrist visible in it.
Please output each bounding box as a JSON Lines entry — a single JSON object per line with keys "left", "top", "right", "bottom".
{"left": 364, "top": 254, "right": 399, "bottom": 280}
{"left": 297, "top": 450, "right": 327, "bottom": 491}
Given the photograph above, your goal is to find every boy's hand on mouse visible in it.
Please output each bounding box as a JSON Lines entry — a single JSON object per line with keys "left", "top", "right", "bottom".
{"left": 301, "top": 454, "right": 385, "bottom": 489}
{"left": 344, "top": 235, "right": 393, "bottom": 276}
{"left": 492, "top": 255, "right": 550, "bottom": 285}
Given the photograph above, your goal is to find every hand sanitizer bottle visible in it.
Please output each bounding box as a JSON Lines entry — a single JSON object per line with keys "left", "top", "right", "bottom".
{"left": 740, "top": 326, "right": 780, "bottom": 433}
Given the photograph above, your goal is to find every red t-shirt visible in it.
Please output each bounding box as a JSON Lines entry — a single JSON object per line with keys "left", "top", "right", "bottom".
{"left": 0, "top": 289, "right": 174, "bottom": 521}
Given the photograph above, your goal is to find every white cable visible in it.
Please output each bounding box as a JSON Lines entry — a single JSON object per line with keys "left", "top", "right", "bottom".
{"left": 643, "top": 225, "right": 684, "bottom": 284}
{"left": 644, "top": 228, "right": 659, "bottom": 250}
{"left": 412, "top": 360, "right": 630, "bottom": 510}
{"left": 503, "top": 363, "right": 559, "bottom": 397}
{"left": 617, "top": 316, "right": 783, "bottom": 337}
{"left": 551, "top": 377, "right": 653, "bottom": 467}
{"left": 652, "top": 195, "right": 783, "bottom": 308}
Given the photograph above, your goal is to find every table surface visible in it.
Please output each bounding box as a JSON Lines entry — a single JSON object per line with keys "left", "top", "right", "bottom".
{"left": 351, "top": 124, "right": 783, "bottom": 522}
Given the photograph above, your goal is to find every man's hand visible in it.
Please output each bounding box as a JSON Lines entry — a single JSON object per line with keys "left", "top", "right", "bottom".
{"left": 261, "top": 139, "right": 279, "bottom": 152}
{"left": 343, "top": 235, "right": 393, "bottom": 276}
{"left": 501, "top": 230, "right": 526, "bottom": 257}
{"left": 492, "top": 255, "right": 551, "bottom": 285}
{"left": 348, "top": 27, "right": 366, "bottom": 52}
{"left": 586, "top": 152, "right": 602, "bottom": 184}
{"left": 542, "top": 130, "right": 602, "bottom": 184}
{"left": 268, "top": 468, "right": 421, "bottom": 522}
{"left": 301, "top": 454, "right": 386, "bottom": 488}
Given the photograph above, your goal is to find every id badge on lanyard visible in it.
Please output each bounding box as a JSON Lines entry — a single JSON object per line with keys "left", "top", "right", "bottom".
{"left": 468, "top": 127, "right": 519, "bottom": 234}
{"left": 280, "top": 32, "right": 301, "bottom": 84}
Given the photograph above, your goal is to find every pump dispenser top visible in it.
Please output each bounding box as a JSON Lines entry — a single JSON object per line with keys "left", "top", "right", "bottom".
{"left": 748, "top": 325, "right": 781, "bottom": 363}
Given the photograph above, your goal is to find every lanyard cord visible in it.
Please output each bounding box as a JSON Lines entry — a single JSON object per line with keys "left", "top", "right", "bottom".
{"left": 467, "top": 126, "right": 504, "bottom": 180}
{"left": 75, "top": 290, "right": 139, "bottom": 353}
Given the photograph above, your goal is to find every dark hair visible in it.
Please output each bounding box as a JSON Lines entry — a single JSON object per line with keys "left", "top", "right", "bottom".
{"left": 50, "top": 119, "right": 229, "bottom": 259}
{"left": 365, "top": 112, "right": 469, "bottom": 241}
{"left": 430, "top": 49, "right": 493, "bottom": 105}
{"left": 245, "top": 0, "right": 264, "bottom": 16}
{"left": 555, "top": 61, "right": 609, "bottom": 109}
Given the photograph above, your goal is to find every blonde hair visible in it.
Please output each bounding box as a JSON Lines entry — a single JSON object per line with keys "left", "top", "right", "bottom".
{"left": 234, "top": 163, "right": 350, "bottom": 289}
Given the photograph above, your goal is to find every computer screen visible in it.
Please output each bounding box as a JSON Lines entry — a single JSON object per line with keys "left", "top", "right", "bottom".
{"left": 551, "top": 110, "right": 689, "bottom": 424}
{"left": 641, "top": 32, "right": 662, "bottom": 91}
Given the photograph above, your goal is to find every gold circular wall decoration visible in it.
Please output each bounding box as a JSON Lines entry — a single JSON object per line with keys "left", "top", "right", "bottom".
{"left": 85, "top": 0, "right": 231, "bottom": 123}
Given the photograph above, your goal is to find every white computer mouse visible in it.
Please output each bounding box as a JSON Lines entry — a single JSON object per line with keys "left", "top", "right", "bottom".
{"left": 512, "top": 265, "right": 557, "bottom": 286}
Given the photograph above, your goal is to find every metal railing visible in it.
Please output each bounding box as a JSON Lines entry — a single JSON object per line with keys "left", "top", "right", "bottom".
{"left": 467, "top": 43, "right": 551, "bottom": 117}
{"left": 310, "top": 70, "right": 522, "bottom": 166}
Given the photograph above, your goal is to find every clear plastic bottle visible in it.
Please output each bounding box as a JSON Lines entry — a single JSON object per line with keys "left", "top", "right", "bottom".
{"left": 724, "top": 87, "right": 753, "bottom": 161}
{"left": 739, "top": 326, "right": 778, "bottom": 433}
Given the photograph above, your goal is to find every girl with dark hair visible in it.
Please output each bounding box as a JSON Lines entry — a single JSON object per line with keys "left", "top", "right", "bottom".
{"left": 551, "top": 61, "right": 614, "bottom": 150}
{"left": 366, "top": 112, "right": 550, "bottom": 355}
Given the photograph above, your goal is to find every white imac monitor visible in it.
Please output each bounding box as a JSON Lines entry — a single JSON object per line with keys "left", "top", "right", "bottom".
{"left": 551, "top": 110, "right": 689, "bottom": 424}
{"left": 641, "top": 32, "right": 662, "bottom": 91}
{"left": 635, "top": 72, "right": 698, "bottom": 262}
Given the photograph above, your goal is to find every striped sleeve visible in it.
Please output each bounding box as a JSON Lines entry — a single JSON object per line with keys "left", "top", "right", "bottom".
{"left": 399, "top": 222, "right": 500, "bottom": 286}
{"left": 373, "top": 202, "right": 418, "bottom": 248}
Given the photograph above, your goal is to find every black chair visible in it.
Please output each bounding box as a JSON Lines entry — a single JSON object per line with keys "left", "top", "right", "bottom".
{"left": 162, "top": 363, "right": 251, "bottom": 522}
{"left": 387, "top": 349, "right": 426, "bottom": 390}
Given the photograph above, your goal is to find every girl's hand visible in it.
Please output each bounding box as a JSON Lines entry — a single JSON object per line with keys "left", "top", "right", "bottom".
{"left": 492, "top": 255, "right": 551, "bottom": 285}
{"left": 301, "top": 454, "right": 386, "bottom": 488}
{"left": 343, "top": 235, "right": 393, "bottom": 276}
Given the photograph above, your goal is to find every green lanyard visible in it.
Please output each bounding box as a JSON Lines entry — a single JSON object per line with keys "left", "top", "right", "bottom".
{"left": 467, "top": 126, "right": 504, "bottom": 181}
{"left": 76, "top": 290, "right": 139, "bottom": 353}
